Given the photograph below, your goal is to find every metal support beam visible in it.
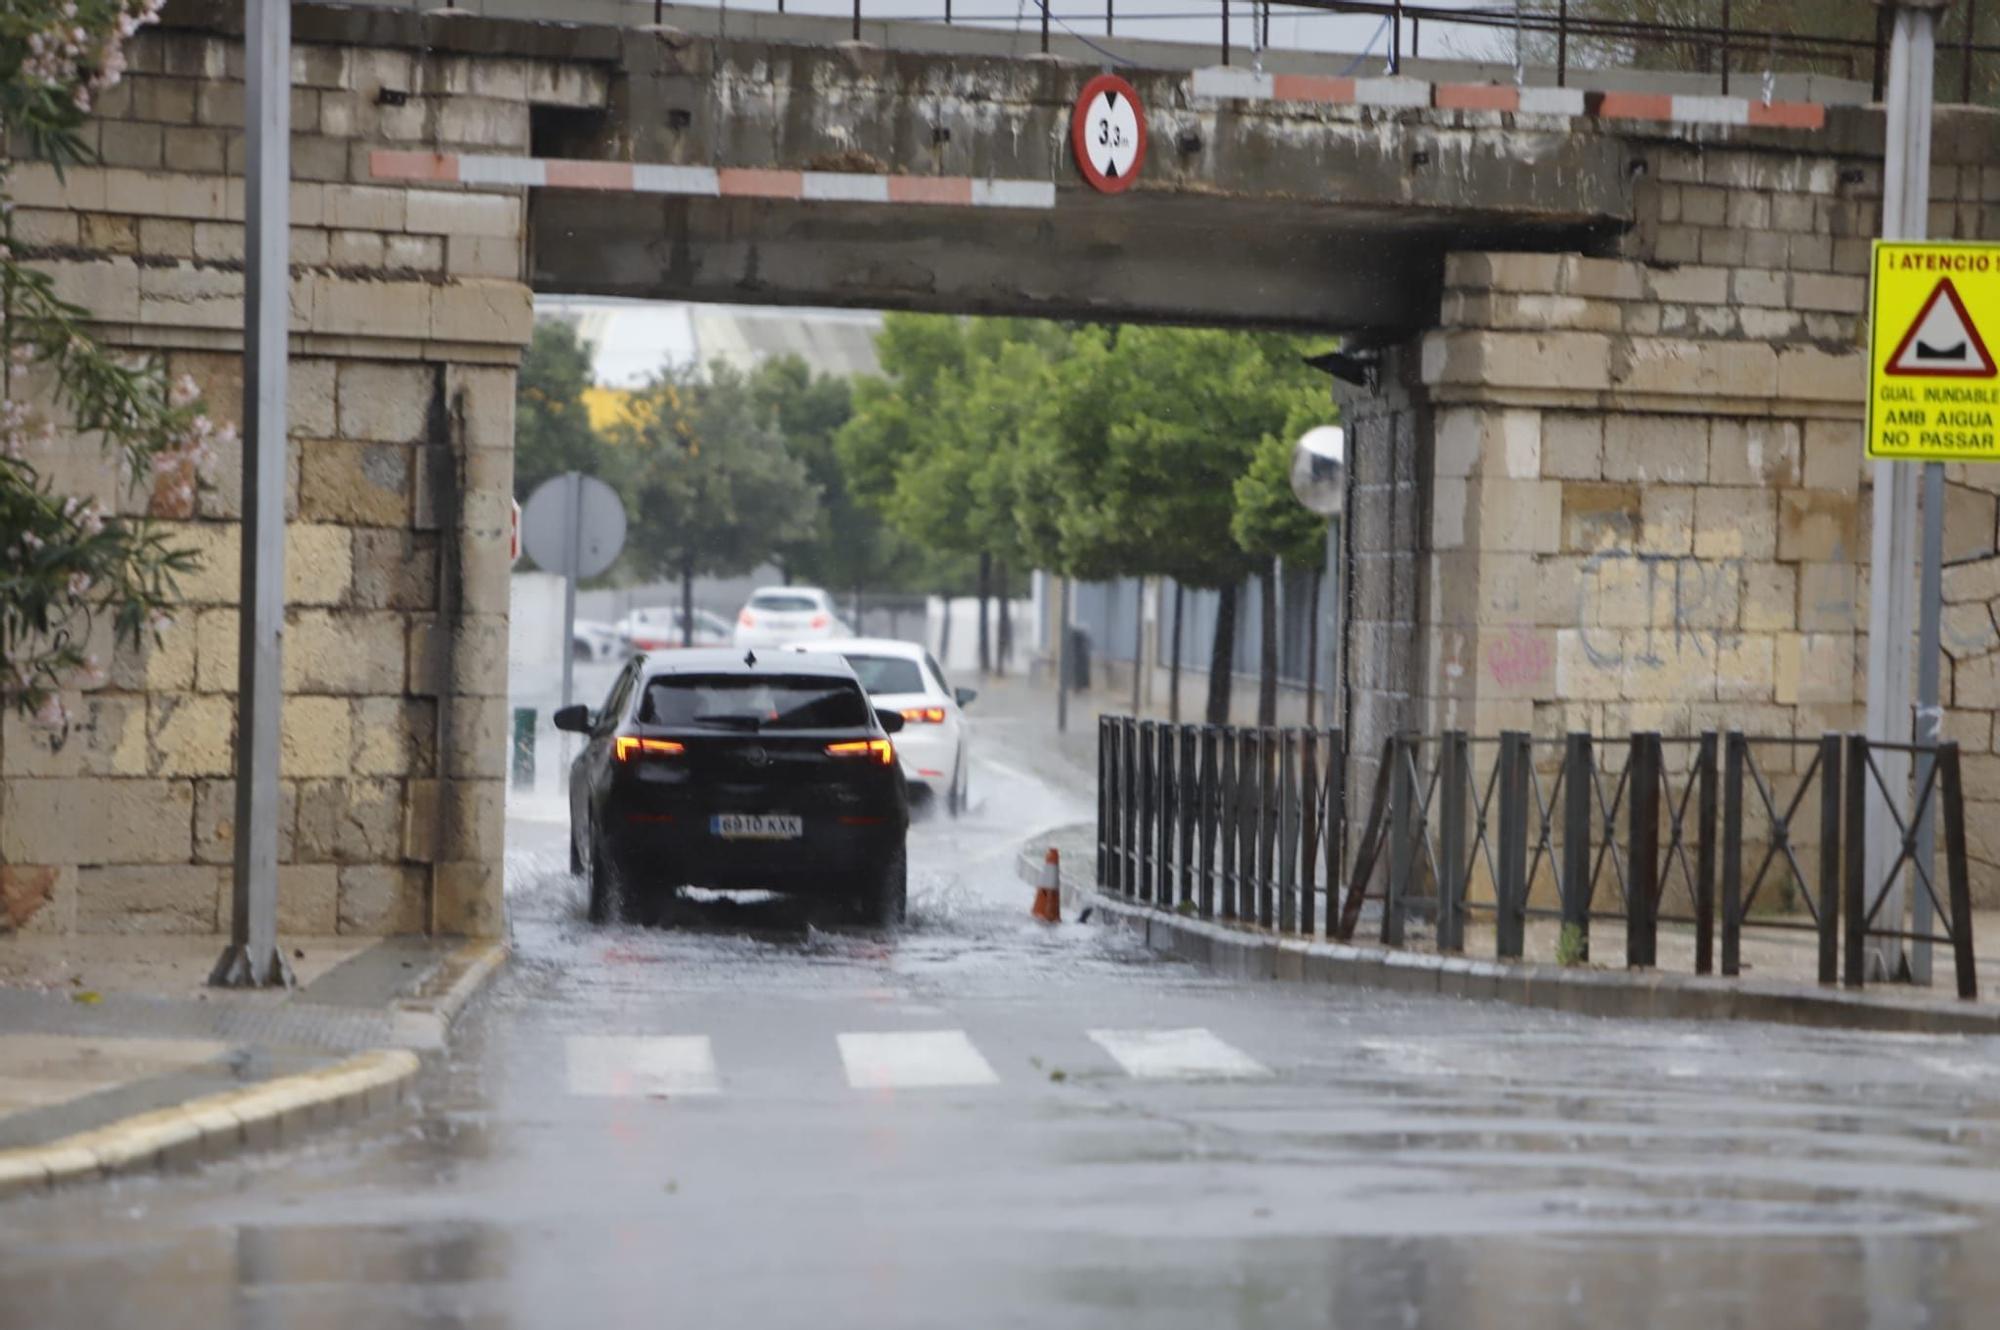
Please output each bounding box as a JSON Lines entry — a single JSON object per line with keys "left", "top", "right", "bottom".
{"left": 1864, "top": 0, "right": 1946, "bottom": 984}
{"left": 213, "top": 0, "right": 295, "bottom": 990}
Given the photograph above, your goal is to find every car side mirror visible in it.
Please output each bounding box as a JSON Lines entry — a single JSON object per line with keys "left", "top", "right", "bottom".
{"left": 552, "top": 704, "right": 592, "bottom": 734}
{"left": 877, "top": 709, "right": 906, "bottom": 735}
{"left": 954, "top": 687, "right": 978, "bottom": 708}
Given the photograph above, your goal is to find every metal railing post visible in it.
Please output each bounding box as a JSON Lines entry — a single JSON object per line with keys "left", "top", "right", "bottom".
{"left": 1940, "top": 742, "right": 1978, "bottom": 999}
{"left": 1627, "top": 733, "right": 1660, "bottom": 970}
{"left": 1221, "top": 0, "right": 1230, "bottom": 67}
{"left": 1219, "top": 727, "right": 1239, "bottom": 920}
{"left": 1562, "top": 731, "right": 1594, "bottom": 963}
{"left": 1325, "top": 728, "right": 1346, "bottom": 937}
{"left": 1720, "top": 0, "right": 1732, "bottom": 95}
{"left": 1495, "top": 731, "right": 1529, "bottom": 959}
{"left": 1198, "top": 727, "right": 1218, "bottom": 918}
{"left": 1041, "top": 0, "right": 1050, "bottom": 54}
{"left": 1138, "top": 720, "right": 1157, "bottom": 905}
{"left": 1818, "top": 733, "right": 1843, "bottom": 986}
{"left": 1722, "top": 731, "right": 1745, "bottom": 975}
{"left": 1438, "top": 730, "right": 1468, "bottom": 953}
{"left": 853, "top": 0, "right": 862, "bottom": 43}
{"left": 1257, "top": 728, "right": 1277, "bottom": 929}
{"left": 1384, "top": 735, "right": 1411, "bottom": 948}
{"left": 1844, "top": 733, "right": 1868, "bottom": 989}
{"left": 1159, "top": 722, "right": 1177, "bottom": 909}
{"left": 1300, "top": 732, "right": 1320, "bottom": 936}
{"left": 1695, "top": 731, "right": 1718, "bottom": 975}
{"left": 1179, "top": 727, "right": 1197, "bottom": 910}
{"left": 1278, "top": 732, "right": 1299, "bottom": 933}
{"left": 1096, "top": 716, "right": 1108, "bottom": 889}
{"left": 1390, "top": 0, "right": 1403, "bottom": 73}
{"left": 1123, "top": 717, "right": 1140, "bottom": 899}
{"left": 1556, "top": 0, "right": 1568, "bottom": 86}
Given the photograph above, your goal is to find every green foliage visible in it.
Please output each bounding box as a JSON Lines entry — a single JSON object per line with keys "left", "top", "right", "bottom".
{"left": 3, "top": 0, "right": 223, "bottom": 724}
{"left": 1232, "top": 394, "right": 1334, "bottom": 569}
{"left": 614, "top": 361, "right": 820, "bottom": 583}
{"left": 1019, "top": 326, "right": 1329, "bottom": 589}
{"left": 1555, "top": 923, "right": 1588, "bottom": 967}
{"left": 749, "top": 355, "right": 925, "bottom": 594}
{"left": 513, "top": 320, "right": 606, "bottom": 502}
{"left": 837, "top": 314, "right": 1065, "bottom": 593}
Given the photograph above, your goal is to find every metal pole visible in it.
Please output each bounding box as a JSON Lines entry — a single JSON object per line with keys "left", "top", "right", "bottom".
{"left": 560, "top": 471, "right": 581, "bottom": 712}
{"left": 1055, "top": 575, "right": 1070, "bottom": 733}
{"left": 1556, "top": 0, "right": 1567, "bottom": 86}
{"left": 213, "top": 0, "right": 294, "bottom": 990}
{"left": 1866, "top": 0, "right": 1945, "bottom": 983}
{"left": 1913, "top": 460, "right": 1943, "bottom": 983}
{"left": 1720, "top": 0, "right": 1731, "bottom": 95}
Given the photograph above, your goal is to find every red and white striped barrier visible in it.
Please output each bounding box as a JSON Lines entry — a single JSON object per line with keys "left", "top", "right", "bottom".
{"left": 1188, "top": 68, "right": 1826, "bottom": 131}
{"left": 370, "top": 150, "right": 1057, "bottom": 209}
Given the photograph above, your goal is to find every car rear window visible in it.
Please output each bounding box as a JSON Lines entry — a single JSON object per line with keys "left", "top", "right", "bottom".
{"left": 641, "top": 674, "right": 870, "bottom": 730}
{"left": 749, "top": 593, "right": 819, "bottom": 613}
{"left": 842, "top": 654, "right": 925, "bottom": 696}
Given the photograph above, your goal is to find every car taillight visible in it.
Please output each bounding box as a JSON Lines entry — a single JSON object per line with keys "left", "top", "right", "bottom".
{"left": 810, "top": 614, "right": 829, "bottom": 629}
{"left": 615, "top": 736, "right": 686, "bottom": 762}
{"left": 739, "top": 611, "right": 756, "bottom": 627}
{"left": 900, "top": 707, "right": 947, "bottom": 724}
{"left": 825, "top": 738, "right": 895, "bottom": 766}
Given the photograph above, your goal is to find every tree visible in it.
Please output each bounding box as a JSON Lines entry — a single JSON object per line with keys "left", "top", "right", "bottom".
{"left": 614, "top": 362, "right": 820, "bottom": 645}
{"left": 2, "top": 0, "right": 223, "bottom": 725}
{"left": 513, "top": 320, "right": 608, "bottom": 502}
{"left": 839, "top": 314, "right": 1066, "bottom": 669}
{"left": 1233, "top": 404, "right": 1334, "bottom": 726}
{"left": 1018, "top": 326, "right": 1329, "bottom": 724}
{"left": 749, "top": 355, "right": 926, "bottom": 609}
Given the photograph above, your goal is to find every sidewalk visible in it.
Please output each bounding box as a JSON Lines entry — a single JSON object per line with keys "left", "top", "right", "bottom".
{"left": 989, "top": 677, "right": 2000, "bottom": 1033}
{"left": 0, "top": 931, "right": 503, "bottom": 1199}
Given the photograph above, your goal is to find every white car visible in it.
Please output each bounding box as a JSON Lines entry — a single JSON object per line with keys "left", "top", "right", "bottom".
{"left": 787, "top": 636, "right": 973, "bottom": 815}
{"left": 618, "top": 606, "right": 731, "bottom": 652}
{"left": 735, "top": 586, "right": 849, "bottom": 649}
{"left": 572, "top": 619, "right": 623, "bottom": 662}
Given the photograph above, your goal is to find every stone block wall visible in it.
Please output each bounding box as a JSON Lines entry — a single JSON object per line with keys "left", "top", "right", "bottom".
{"left": 0, "top": 25, "right": 608, "bottom": 936}
{"left": 1363, "top": 115, "right": 2000, "bottom": 904}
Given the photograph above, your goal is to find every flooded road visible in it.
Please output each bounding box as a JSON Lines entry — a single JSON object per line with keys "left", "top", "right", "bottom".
{"left": 10, "top": 708, "right": 2000, "bottom": 1327}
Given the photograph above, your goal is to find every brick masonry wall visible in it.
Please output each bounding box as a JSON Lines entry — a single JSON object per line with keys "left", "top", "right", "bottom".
{"left": 0, "top": 28, "right": 607, "bottom": 936}
{"left": 1398, "top": 123, "right": 2000, "bottom": 904}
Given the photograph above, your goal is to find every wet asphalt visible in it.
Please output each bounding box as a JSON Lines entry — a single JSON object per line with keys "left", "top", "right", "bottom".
{"left": 13, "top": 714, "right": 2000, "bottom": 1327}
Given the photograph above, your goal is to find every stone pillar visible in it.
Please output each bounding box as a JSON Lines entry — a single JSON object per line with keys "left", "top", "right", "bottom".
{"left": 0, "top": 26, "right": 602, "bottom": 937}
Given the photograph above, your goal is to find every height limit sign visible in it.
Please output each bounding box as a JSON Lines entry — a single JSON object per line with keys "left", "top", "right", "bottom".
{"left": 1070, "top": 73, "right": 1146, "bottom": 194}
{"left": 1869, "top": 241, "right": 2000, "bottom": 461}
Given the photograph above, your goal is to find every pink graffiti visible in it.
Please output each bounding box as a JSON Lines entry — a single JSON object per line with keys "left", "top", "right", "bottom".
{"left": 1487, "top": 626, "right": 1552, "bottom": 688}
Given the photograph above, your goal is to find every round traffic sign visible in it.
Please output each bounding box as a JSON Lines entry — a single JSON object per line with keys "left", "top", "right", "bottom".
{"left": 521, "top": 472, "right": 627, "bottom": 578}
{"left": 1070, "top": 73, "right": 1146, "bottom": 194}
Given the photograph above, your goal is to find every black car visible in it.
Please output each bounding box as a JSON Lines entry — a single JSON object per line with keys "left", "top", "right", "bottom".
{"left": 554, "top": 649, "right": 910, "bottom": 927}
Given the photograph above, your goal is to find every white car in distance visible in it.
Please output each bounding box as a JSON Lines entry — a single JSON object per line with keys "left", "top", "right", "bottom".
{"left": 735, "top": 586, "right": 849, "bottom": 649}
{"left": 619, "top": 606, "right": 731, "bottom": 652}
{"left": 787, "top": 637, "right": 974, "bottom": 816}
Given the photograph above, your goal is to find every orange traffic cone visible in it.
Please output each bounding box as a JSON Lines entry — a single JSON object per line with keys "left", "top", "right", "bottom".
{"left": 1033, "top": 848, "right": 1062, "bottom": 922}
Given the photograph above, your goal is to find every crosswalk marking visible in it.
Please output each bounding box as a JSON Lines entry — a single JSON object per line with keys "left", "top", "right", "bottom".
{"left": 837, "top": 1030, "right": 1000, "bottom": 1089}
{"left": 1086, "top": 1028, "right": 1271, "bottom": 1081}
{"left": 566, "top": 1035, "right": 721, "bottom": 1097}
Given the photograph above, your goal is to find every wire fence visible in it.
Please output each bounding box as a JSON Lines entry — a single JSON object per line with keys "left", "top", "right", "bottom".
{"left": 1097, "top": 717, "right": 1979, "bottom": 998}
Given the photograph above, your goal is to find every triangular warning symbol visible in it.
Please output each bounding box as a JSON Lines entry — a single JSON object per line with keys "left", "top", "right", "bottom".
{"left": 1886, "top": 277, "right": 1997, "bottom": 378}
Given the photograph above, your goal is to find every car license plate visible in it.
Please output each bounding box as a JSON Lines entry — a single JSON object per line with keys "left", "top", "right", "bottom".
{"left": 711, "top": 813, "right": 802, "bottom": 840}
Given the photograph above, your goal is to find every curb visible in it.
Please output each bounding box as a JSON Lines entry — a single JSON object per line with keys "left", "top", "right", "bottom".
{"left": 0, "top": 1048, "right": 419, "bottom": 1202}
{"left": 1015, "top": 836, "right": 2000, "bottom": 1036}
{"left": 0, "top": 937, "right": 508, "bottom": 1202}
{"left": 388, "top": 937, "right": 509, "bottom": 1052}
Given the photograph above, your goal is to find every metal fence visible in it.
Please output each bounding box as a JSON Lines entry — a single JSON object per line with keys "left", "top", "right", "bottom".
{"left": 1096, "top": 717, "right": 1979, "bottom": 998}
{"left": 641, "top": 0, "right": 2000, "bottom": 100}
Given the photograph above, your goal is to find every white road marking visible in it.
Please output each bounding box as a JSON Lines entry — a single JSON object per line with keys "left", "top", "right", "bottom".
{"left": 565, "top": 1035, "right": 720, "bottom": 1097}
{"left": 1086, "top": 1028, "right": 1271, "bottom": 1081}
{"left": 837, "top": 1030, "right": 1000, "bottom": 1089}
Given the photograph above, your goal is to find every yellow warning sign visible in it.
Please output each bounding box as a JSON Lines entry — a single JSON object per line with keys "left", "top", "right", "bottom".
{"left": 1870, "top": 241, "right": 2000, "bottom": 461}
